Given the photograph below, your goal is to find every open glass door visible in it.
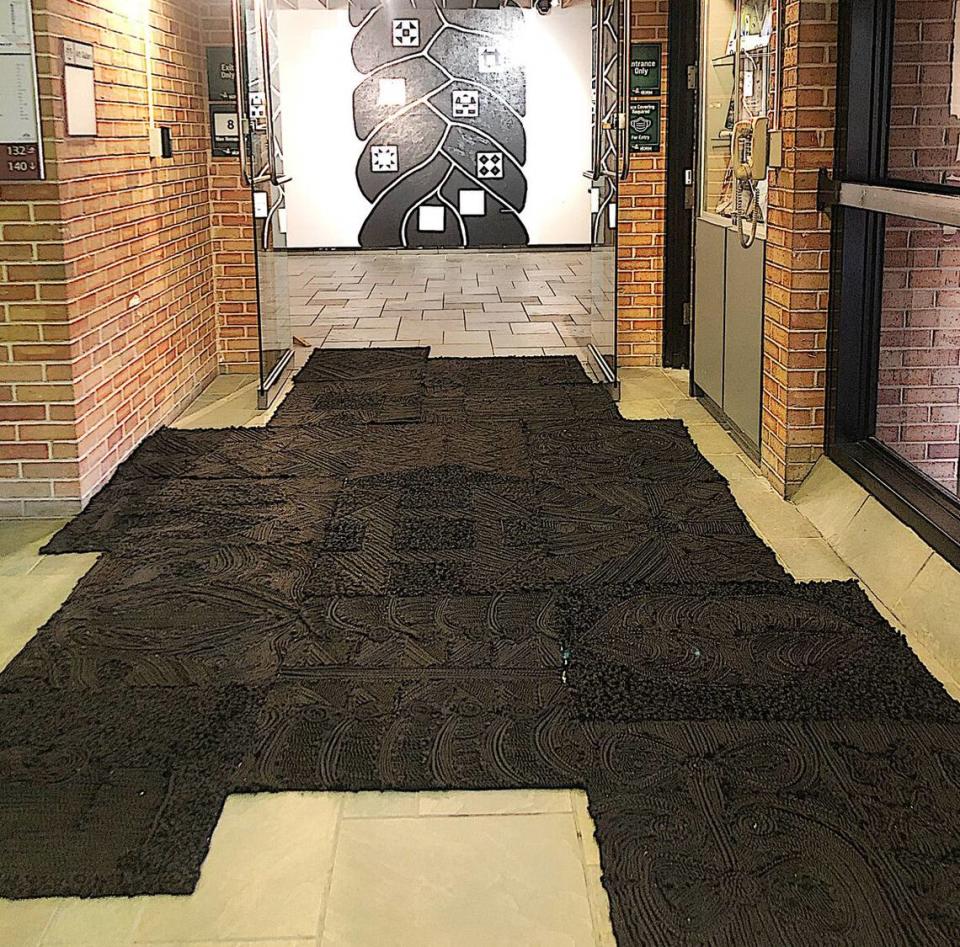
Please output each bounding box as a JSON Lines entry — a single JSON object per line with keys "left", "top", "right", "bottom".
{"left": 587, "top": 0, "right": 626, "bottom": 388}
{"left": 233, "top": 0, "right": 294, "bottom": 409}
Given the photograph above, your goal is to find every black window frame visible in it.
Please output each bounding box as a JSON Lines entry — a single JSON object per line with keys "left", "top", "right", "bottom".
{"left": 828, "top": 0, "right": 960, "bottom": 569}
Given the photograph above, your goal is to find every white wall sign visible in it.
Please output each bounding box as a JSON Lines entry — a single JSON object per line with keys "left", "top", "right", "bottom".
{"left": 0, "top": 0, "right": 43, "bottom": 180}
{"left": 64, "top": 39, "right": 97, "bottom": 137}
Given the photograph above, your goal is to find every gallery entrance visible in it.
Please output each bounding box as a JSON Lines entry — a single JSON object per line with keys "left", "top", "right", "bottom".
{"left": 229, "top": 0, "right": 629, "bottom": 395}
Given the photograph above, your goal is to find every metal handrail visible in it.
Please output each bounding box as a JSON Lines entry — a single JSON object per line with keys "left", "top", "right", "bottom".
{"left": 230, "top": 0, "right": 251, "bottom": 187}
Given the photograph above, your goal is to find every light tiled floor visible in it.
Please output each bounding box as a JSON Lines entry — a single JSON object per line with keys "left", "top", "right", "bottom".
{"left": 5, "top": 359, "right": 960, "bottom": 946}
{"left": 284, "top": 249, "right": 599, "bottom": 364}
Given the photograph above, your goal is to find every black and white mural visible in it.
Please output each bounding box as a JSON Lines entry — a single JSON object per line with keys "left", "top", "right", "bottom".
{"left": 276, "top": 1, "right": 591, "bottom": 249}
{"left": 350, "top": 2, "right": 529, "bottom": 248}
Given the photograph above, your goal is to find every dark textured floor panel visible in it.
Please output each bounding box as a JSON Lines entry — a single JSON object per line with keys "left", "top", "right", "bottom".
{"left": 270, "top": 378, "right": 425, "bottom": 426}
{"left": 423, "top": 355, "right": 592, "bottom": 389}
{"left": 558, "top": 581, "right": 960, "bottom": 722}
{"left": 586, "top": 720, "right": 960, "bottom": 947}
{"left": 237, "top": 674, "right": 590, "bottom": 792}
{"left": 6, "top": 350, "right": 960, "bottom": 946}
{"left": 293, "top": 346, "right": 430, "bottom": 383}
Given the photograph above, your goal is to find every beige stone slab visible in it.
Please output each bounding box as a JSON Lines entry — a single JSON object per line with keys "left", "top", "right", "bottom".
{"left": 342, "top": 791, "right": 419, "bottom": 819}
{"left": 135, "top": 793, "right": 341, "bottom": 942}
{"left": 895, "top": 553, "right": 960, "bottom": 692}
{"left": 421, "top": 307, "right": 466, "bottom": 321}
{"left": 523, "top": 304, "right": 587, "bottom": 317}
{"left": 571, "top": 791, "right": 601, "bottom": 868}
{"left": 465, "top": 311, "right": 522, "bottom": 326}
{"left": 418, "top": 790, "right": 572, "bottom": 817}
{"left": 0, "top": 519, "right": 66, "bottom": 576}
{"left": 687, "top": 423, "right": 742, "bottom": 457}
{"left": 708, "top": 452, "right": 764, "bottom": 484}
{"left": 321, "top": 813, "right": 595, "bottom": 947}
{"left": 0, "top": 898, "right": 57, "bottom": 947}
{"left": 583, "top": 865, "right": 617, "bottom": 947}
{"left": 325, "top": 327, "right": 399, "bottom": 343}
{"left": 0, "top": 571, "right": 90, "bottom": 672}
{"left": 493, "top": 345, "right": 546, "bottom": 357}
{"left": 443, "top": 294, "right": 501, "bottom": 305}
{"left": 428, "top": 343, "right": 495, "bottom": 357}
{"left": 618, "top": 368, "right": 685, "bottom": 401}
{"left": 353, "top": 316, "right": 401, "bottom": 331}
{"left": 793, "top": 457, "right": 869, "bottom": 544}
{"left": 443, "top": 329, "right": 493, "bottom": 345}
{"left": 617, "top": 397, "right": 668, "bottom": 420}
{"left": 42, "top": 897, "right": 143, "bottom": 946}
{"left": 833, "top": 498, "right": 933, "bottom": 606}
{"left": 321, "top": 340, "right": 372, "bottom": 349}
{"left": 658, "top": 397, "right": 713, "bottom": 425}
{"left": 730, "top": 480, "right": 823, "bottom": 540}
{"left": 771, "top": 537, "right": 856, "bottom": 582}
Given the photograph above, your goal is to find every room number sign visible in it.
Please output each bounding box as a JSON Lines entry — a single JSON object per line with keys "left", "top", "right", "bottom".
{"left": 0, "top": 0, "right": 43, "bottom": 181}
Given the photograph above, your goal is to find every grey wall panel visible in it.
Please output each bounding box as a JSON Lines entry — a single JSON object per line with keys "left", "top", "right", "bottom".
{"left": 722, "top": 230, "right": 765, "bottom": 448}
{"left": 692, "top": 218, "right": 726, "bottom": 406}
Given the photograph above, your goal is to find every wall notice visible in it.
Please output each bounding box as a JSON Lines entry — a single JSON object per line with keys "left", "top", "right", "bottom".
{"left": 0, "top": 0, "right": 43, "bottom": 180}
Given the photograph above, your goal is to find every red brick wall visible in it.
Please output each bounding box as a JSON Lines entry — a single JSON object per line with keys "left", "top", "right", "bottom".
{"left": 617, "top": 0, "right": 668, "bottom": 366}
{"left": 760, "top": 0, "right": 838, "bottom": 496}
{"left": 0, "top": 0, "right": 220, "bottom": 515}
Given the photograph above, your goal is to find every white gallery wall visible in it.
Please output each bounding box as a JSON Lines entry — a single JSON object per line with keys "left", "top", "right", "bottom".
{"left": 277, "top": 6, "right": 593, "bottom": 248}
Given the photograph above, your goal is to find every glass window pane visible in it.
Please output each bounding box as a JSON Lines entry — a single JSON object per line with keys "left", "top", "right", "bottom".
{"left": 877, "top": 214, "right": 960, "bottom": 494}
{"left": 887, "top": 0, "right": 960, "bottom": 187}
{"left": 699, "top": 0, "right": 775, "bottom": 223}
{"left": 700, "top": 0, "right": 737, "bottom": 221}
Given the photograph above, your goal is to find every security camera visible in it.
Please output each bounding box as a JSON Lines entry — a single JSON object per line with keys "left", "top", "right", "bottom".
{"left": 535, "top": 0, "right": 553, "bottom": 14}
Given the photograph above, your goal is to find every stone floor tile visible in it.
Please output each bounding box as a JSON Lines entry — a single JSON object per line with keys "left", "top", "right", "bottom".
{"left": 442, "top": 329, "right": 492, "bottom": 345}
{"left": 320, "top": 813, "right": 594, "bottom": 947}
{"left": 417, "top": 790, "right": 572, "bottom": 817}
{"left": 730, "top": 479, "right": 824, "bottom": 540}
{"left": 0, "top": 519, "right": 66, "bottom": 576}
{"left": 0, "top": 899, "right": 57, "bottom": 947}
{"left": 427, "top": 343, "right": 495, "bottom": 357}
{"left": 616, "top": 397, "right": 667, "bottom": 420}
{"left": 895, "top": 553, "right": 960, "bottom": 689}
{"left": 134, "top": 793, "right": 341, "bottom": 942}
{"left": 793, "top": 457, "right": 870, "bottom": 544}
{"left": 0, "top": 572, "right": 91, "bottom": 672}
{"left": 770, "top": 537, "right": 856, "bottom": 581}
{"left": 834, "top": 498, "right": 933, "bottom": 605}
{"left": 342, "top": 792, "right": 419, "bottom": 819}
{"left": 43, "top": 897, "right": 144, "bottom": 946}
{"left": 325, "top": 327, "right": 400, "bottom": 343}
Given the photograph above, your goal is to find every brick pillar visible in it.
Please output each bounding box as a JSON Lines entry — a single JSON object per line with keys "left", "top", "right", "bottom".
{"left": 617, "top": 0, "right": 668, "bottom": 367}
{"left": 760, "top": 0, "right": 838, "bottom": 496}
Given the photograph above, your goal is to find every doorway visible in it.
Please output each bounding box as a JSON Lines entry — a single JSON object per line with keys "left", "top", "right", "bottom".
{"left": 689, "top": 0, "right": 779, "bottom": 455}
{"left": 827, "top": 0, "right": 960, "bottom": 567}
{"left": 230, "top": 0, "right": 626, "bottom": 389}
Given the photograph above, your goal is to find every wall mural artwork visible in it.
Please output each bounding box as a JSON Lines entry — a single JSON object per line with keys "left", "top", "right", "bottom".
{"left": 350, "top": 1, "right": 531, "bottom": 249}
